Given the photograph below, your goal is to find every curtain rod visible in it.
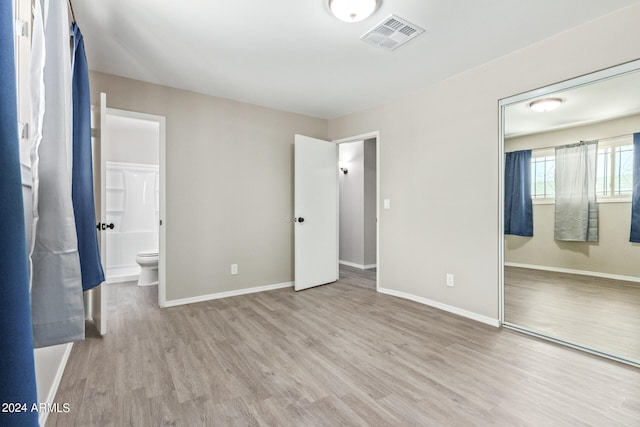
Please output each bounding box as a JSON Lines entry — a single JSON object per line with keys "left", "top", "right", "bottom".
{"left": 506, "top": 132, "right": 634, "bottom": 153}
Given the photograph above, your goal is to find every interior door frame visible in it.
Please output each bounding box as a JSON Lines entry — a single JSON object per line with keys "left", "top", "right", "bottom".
{"left": 103, "top": 107, "right": 167, "bottom": 307}
{"left": 332, "top": 131, "right": 381, "bottom": 291}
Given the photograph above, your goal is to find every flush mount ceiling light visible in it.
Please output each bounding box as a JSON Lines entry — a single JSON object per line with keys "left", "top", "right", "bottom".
{"left": 329, "top": 0, "right": 378, "bottom": 23}
{"left": 529, "top": 97, "right": 564, "bottom": 112}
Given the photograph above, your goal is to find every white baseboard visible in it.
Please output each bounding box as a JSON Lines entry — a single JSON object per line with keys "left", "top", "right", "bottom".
{"left": 505, "top": 262, "right": 640, "bottom": 283}
{"left": 377, "top": 287, "right": 500, "bottom": 328}
{"left": 339, "top": 260, "right": 377, "bottom": 270}
{"left": 164, "top": 281, "right": 293, "bottom": 308}
{"left": 38, "top": 342, "right": 73, "bottom": 427}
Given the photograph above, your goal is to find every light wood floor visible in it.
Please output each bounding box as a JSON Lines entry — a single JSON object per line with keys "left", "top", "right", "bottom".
{"left": 505, "top": 266, "right": 640, "bottom": 364}
{"left": 48, "top": 265, "right": 640, "bottom": 426}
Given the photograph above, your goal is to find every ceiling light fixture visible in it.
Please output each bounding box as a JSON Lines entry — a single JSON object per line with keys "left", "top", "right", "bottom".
{"left": 529, "top": 98, "right": 564, "bottom": 112}
{"left": 329, "top": 0, "right": 377, "bottom": 23}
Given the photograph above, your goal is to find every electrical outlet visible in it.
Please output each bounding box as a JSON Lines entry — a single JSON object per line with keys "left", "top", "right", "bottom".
{"left": 231, "top": 264, "right": 238, "bottom": 275}
{"left": 446, "top": 273, "right": 454, "bottom": 287}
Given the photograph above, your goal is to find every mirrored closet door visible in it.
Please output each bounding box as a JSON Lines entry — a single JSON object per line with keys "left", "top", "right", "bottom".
{"left": 500, "top": 59, "right": 640, "bottom": 366}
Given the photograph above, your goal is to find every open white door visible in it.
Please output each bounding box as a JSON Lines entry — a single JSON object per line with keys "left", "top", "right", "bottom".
{"left": 90, "top": 92, "right": 108, "bottom": 335}
{"left": 294, "top": 134, "right": 338, "bottom": 291}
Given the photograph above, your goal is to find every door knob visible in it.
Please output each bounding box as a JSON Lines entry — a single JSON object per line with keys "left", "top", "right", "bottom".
{"left": 96, "top": 222, "right": 115, "bottom": 230}
{"left": 295, "top": 217, "right": 305, "bottom": 223}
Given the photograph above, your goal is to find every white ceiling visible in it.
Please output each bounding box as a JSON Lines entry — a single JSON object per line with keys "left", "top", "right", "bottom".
{"left": 73, "top": 0, "right": 640, "bottom": 119}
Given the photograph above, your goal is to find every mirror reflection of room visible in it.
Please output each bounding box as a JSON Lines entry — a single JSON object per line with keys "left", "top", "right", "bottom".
{"left": 503, "top": 68, "right": 640, "bottom": 366}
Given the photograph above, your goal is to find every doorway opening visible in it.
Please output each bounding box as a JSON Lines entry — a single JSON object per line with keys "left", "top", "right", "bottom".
{"left": 334, "top": 132, "right": 380, "bottom": 291}
{"left": 102, "top": 108, "right": 166, "bottom": 307}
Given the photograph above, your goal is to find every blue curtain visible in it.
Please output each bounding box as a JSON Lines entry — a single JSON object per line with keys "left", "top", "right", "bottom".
{"left": 504, "top": 150, "right": 533, "bottom": 236}
{"left": 631, "top": 133, "right": 640, "bottom": 243}
{"left": 0, "top": 2, "right": 39, "bottom": 425}
{"left": 71, "top": 23, "right": 105, "bottom": 290}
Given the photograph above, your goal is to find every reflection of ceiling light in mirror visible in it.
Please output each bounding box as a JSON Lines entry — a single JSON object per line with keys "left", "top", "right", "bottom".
{"left": 529, "top": 98, "right": 564, "bottom": 112}
{"left": 329, "top": 0, "right": 377, "bottom": 22}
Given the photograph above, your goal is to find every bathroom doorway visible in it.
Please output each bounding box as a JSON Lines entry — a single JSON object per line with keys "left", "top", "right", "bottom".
{"left": 102, "top": 107, "right": 166, "bottom": 306}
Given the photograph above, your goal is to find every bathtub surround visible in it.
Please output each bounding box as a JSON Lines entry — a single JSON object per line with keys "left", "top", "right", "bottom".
{"left": 105, "top": 113, "right": 160, "bottom": 166}
{"left": 105, "top": 162, "right": 159, "bottom": 282}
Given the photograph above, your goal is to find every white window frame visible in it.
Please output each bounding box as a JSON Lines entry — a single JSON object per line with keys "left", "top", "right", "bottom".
{"left": 596, "top": 135, "right": 633, "bottom": 202}
{"left": 531, "top": 148, "right": 555, "bottom": 204}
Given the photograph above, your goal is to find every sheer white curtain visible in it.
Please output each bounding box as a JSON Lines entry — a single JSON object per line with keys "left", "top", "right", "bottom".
{"left": 30, "top": 0, "right": 85, "bottom": 347}
{"left": 554, "top": 141, "right": 598, "bottom": 242}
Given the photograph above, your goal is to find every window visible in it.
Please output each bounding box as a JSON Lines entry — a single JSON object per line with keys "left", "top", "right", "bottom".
{"left": 531, "top": 149, "right": 555, "bottom": 199}
{"left": 596, "top": 138, "right": 634, "bottom": 197}
{"left": 530, "top": 137, "right": 633, "bottom": 201}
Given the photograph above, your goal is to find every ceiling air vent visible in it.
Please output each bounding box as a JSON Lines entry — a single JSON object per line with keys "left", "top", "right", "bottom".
{"left": 361, "top": 15, "right": 425, "bottom": 51}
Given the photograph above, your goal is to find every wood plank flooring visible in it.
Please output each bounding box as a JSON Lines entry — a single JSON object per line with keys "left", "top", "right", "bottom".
{"left": 47, "top": 265, "right": 640, "bottom": 426}
{"left": 505, "top": 266, "right": 640, "bottom": 364}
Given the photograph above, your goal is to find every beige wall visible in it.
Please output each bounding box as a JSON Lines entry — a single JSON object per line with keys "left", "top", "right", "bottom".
{"left": 507, "top": 203, "right": 639, "bottom": 277}
{"left": 89, "top": 72, "right": 327, "bottom": 301}
{"left": 328, "top": 4, "right": 640, "bottom": 320}
{"left": 505, "top": 114, "right": 640, "bottom": 278}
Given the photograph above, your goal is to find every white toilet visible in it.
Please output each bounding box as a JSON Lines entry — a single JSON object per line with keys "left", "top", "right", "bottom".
{"left": 135, "top": 250, "right": 158, "bottom": 286}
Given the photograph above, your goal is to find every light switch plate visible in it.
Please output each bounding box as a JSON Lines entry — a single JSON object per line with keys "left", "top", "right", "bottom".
{"left": 384, "top": 199, "right": 391, "bottom": 210}
{"left": 446, "top": 273, "right": 454, "bottom": 287}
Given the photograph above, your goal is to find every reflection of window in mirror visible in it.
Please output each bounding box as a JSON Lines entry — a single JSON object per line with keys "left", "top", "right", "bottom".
{"left": 595, "top": 137, "right": 634, "bottom": 198}
{"left": 529, "top": 136, "right": 633, "bottom": 202}
{"left": 531, "top": 149, "right": 555, "bottom": 200}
